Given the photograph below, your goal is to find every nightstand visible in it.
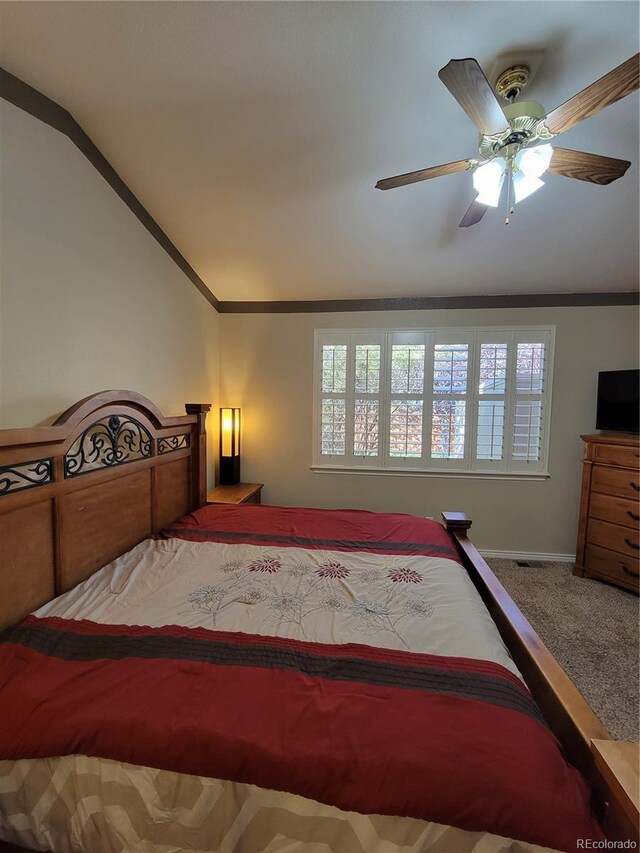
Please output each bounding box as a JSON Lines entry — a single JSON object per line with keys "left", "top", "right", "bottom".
{"left": 206, "top": 483, "right": 263, "bottom": 505}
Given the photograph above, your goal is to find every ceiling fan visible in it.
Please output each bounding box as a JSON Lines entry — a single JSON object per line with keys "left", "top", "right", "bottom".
{"left": 376, "top": 53, "right": 639, "bottom": 226}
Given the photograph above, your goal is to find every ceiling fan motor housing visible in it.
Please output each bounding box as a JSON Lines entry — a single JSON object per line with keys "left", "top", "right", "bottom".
{"left": 478, "top": 99, "right": 553, "bottom": 159}
{"left": 495, "top": 64, "right": 530, "bottom": 101}
{"left": 503, "top": 101, "right": 546, "bottom": 121}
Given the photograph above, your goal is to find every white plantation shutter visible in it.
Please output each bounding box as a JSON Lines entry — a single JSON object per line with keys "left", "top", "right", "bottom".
{"left": 314, "top": 327, "right": 553, "bottom": 476}
{"left": 353, "top": 341, "right": 382, "bottom": 458}
{"left": 474, "top": 333, "right": 510, "bottom": 470}
{"left": 476, "top": 398, "right": 505, "bottom": 460}
{"left": 388, "top": 332, "right": 426, "bottom": 465}
{"left": 319, "top": 338, "right": 348, "bottom": 459}
{"left": 429, "top": 334, "right": 472, "bottom": 469}
{"left": 321, "top": 344, "right": 347, "bottom": 394}
{"left": 316, "top": 332, "right": 384, "bottom": 467}
{"left": 320, "top": 398, "right": 346, "bottom": 455}
{"left": 509, "top": 333, "right": 551, "bottom": 472}
{"left": 476, "top": 341, "right": 507, "bottom": 461}
{"left": 472, "top": 330, "right": 552, "bottom": 473}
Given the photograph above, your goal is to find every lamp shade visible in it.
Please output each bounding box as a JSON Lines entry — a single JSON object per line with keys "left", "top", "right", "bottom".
{"left": 473, "top": 158, "right": 506, "bottom": 207}
{"left": 219, "top": 407, "right": 241, "bottom": 485}
{"left": 512, "top": 144, "right": 553, "bottom": 204}
{"left": 515, "top": 144, "right": 553, "bottom": 180}
{"left": 513, "top": 171, "right": 545, "bottom": 203}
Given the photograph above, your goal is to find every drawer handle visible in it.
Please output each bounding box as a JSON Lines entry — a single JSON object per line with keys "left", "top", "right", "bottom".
{"left": 631, "top": 482, "right": 640, "bottom": 492}
{"left": 627, "top": 510, "right": 640, "bottom": 522}
{"left": 624, "top": 537, "right": 639, "bottom": 550}
{"left": 621, "top": 563, "right": 640, "bottom": 577}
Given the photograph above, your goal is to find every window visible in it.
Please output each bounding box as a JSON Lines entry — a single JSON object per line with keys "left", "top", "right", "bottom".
{"left": 313, "top": 327, "right": 554, "bottom": 477}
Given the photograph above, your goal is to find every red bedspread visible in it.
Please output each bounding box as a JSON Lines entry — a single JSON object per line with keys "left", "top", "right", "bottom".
{"left": 0, "top": 505, "right": 603, "bottom": 851}
{"left": 159, "top": 503, "right": 464, "bottom": 560}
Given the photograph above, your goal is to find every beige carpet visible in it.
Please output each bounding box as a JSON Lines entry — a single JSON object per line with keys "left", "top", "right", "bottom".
{"left": 485, "top": 558, "right": 639, "bottom": 743}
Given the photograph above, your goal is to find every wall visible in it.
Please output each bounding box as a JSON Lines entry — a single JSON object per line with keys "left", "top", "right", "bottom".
{"left": 220, "top": 306, "right": 639, "bottom": 555}
{"left": 0, "top": 100, "right": 219, "bottom": 476}
{"left": 3, "top": 94, "right": 636, "bottom": 552}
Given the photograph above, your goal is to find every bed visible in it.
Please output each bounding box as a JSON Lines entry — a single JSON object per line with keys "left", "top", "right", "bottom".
{"left": 0, "top": 392, "right": 633, "bottom": 852}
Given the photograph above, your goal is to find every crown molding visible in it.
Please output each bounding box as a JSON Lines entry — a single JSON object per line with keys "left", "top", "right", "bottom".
{"left": 3, "top": 68, "right": 638, "bottom": 318}
{"left": 0, "top": 67, "right": 220, "bottom": 313}
{"left": 218, "top": 291, "right": 639, "bottom": 314}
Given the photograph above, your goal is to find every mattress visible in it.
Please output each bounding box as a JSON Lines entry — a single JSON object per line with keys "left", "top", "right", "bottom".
{"left": 0, "top": 504, "right": 603, "bottom": 852}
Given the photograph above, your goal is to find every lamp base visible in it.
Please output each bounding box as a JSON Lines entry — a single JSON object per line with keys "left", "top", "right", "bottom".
{"left": 219, "top": 456, "right": 240, "bottom": 486}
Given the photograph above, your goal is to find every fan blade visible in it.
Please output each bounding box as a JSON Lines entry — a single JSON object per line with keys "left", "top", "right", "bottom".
{"left": 543, "top": 53, "right": 639, "bottom": 136}
{"left": 438, "top": 58, "right": 508, "bottom": 136}
{"left": 547, "top": 147, "right": 631, "bottom": 185}
{"left": 459, "top": 198, "right": 488, "bottom": 228}
{"left": 376, "top": 158, "right": 474, "bottom": 190}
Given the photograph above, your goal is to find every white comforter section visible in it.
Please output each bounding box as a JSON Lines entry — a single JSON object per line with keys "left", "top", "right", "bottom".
{"left": 36, "top": 536, "right": 520, "bottom": 676}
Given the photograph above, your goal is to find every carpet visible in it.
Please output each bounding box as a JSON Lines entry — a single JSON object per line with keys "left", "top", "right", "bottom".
{"left": 485, "top": 558, "right": 639, "bottom": 743}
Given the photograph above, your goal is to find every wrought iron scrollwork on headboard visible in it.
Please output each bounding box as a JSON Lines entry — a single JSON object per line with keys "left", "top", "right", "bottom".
{"left": 0, "top": 459, "right": 54, "bottom": 495}
{"left": 64, "top": 414, "right": 152, "bottom": 478}
{"left": 158, "top": 433, "right": 191, "bottom": 455}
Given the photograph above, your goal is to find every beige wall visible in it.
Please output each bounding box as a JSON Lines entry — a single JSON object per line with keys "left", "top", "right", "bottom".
{"left": 220, "top": 306, "right": 639, "bottom": 555}
{"left": 0, "top": 100, "right": 219, "bottom": 477}
{"left": 2, "top": 97, "right": 637, "bottom": 554}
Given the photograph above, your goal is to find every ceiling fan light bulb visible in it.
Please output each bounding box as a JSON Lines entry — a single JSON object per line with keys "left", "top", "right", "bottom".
{"left": 515, "top": 143, "right": 554, "bottom": 179}
{"left": 473, "top": 159, "right": 505, "bottom": 207}
{"left": 476, "top": 176, "right": 505, "bottom": 207}
{"left": 513, "top": 172, "right": 544, "bottom": 203}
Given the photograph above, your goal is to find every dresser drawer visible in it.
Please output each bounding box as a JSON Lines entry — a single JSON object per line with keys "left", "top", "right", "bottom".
{"left": 587, "top": 518, "right": 640, "bottom": 559}
{"left": 585, "top": 544, "right": 639, "bottom": 591}
{"left": 592, "top": 465, "right": 640, "bottom": 500}
{"left": 589, "top": 492, "right": 640, "bottom": 530}
{"left": 592, "top": 443, "right": 640, "bottom": 469}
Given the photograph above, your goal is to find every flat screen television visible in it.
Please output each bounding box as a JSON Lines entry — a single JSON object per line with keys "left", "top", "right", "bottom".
{"left": 595, "top": 369, "right": 640, "bottom": 433}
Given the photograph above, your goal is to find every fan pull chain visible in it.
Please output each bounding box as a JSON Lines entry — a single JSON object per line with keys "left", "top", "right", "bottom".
{"left": 504, "top": 167, "right": 513, "bottom": 225}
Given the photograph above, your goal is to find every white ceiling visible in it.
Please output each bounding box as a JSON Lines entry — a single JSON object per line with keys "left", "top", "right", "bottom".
{"left": 0, "top": 1, "right": 638, "bottom": 302}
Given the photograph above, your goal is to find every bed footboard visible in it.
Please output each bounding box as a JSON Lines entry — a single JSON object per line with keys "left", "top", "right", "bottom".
{"left": 442, "top": 511, "right": 638, "bottom": 843}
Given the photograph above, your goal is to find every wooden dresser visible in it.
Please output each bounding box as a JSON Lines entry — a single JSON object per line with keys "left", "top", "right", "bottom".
{"left": 574, "top": 434, "right": 639, "bottom": 593}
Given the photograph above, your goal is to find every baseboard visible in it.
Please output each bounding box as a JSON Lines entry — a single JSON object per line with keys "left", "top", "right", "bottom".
{"left": 480, "top": 549, "right": 576, "bottom": 563}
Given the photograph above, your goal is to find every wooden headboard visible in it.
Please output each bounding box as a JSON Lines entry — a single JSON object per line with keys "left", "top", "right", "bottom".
{"left": 0, "top": 391, "right": 211, "bottom": 630}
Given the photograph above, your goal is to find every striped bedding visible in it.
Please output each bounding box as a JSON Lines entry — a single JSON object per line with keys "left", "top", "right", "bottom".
{"left": 0, "top": 504, "right": 603, "bottom": 852}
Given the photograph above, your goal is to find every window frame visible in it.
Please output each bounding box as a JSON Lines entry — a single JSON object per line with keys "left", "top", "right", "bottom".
{"left": 312, "top": 326, "right": 555, "bottom": 479}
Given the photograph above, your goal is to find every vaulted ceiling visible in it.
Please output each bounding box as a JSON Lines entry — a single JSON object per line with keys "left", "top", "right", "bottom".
{"left": 1, "top": 1, "right": 638, "bottom": 302}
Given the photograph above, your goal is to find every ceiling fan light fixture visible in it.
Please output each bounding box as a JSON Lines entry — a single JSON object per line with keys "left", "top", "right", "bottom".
{"left": 508, "top": 143, "right": 553, "bottom": 204}
{"left": 513, "top": 171, "right": 545, "bottom": 203}
{"left": 515, "top": 143, "right": 554, "bottom": 179}
{"left": 473, "top": 158, "right": 506, "bottom": 206}
{"left": 377, "top": 52, "right": 639, "bottom": 225}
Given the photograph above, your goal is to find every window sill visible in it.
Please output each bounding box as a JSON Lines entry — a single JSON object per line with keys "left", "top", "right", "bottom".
{"left": 310, "top": 465, "right": 550, "bottom": 481}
